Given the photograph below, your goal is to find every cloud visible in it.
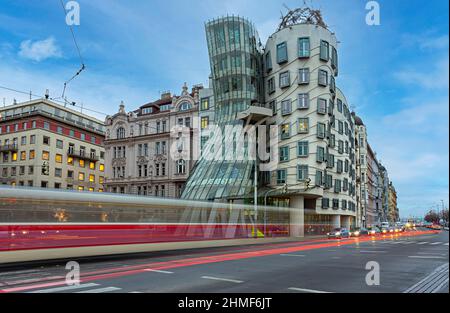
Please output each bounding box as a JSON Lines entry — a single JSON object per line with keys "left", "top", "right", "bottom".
{"left": 394, "top": 56, "right": 449, "bottom": 90}
{"left": 18, "top": 37, "right": 62, "bottom": 62}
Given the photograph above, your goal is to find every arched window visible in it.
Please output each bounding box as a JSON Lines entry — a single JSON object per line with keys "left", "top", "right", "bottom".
{"left": 177, "top": 159, "right": 186, "bottom": 174}
{"left": 179, "top": 102, "right": 192, "bottom": 111}
{"left": 116, "top": 127, "right": 126, "bottom": 139}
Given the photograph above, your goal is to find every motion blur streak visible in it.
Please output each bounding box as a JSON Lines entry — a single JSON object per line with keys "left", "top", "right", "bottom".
{"left": 0, "top": 230, "right": 438, "bottom": 293}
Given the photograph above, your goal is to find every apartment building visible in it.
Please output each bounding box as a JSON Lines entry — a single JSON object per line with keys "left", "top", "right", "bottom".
{"left": 0, "top": 99, "right": 106, "bottom": 191}
{"left": 104, "top": 84, "right": 201, "bottom": 197}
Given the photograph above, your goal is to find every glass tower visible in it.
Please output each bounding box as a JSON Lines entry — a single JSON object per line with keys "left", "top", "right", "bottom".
{"left": 182, "top": 16, "right": 263, "bottom": 201}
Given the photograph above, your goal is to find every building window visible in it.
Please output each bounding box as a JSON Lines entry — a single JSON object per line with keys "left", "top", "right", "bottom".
{"left": 55, "top": 168, "right": 62, "bottom": 177}
{"left": 57, "top": 126, "right": 63, "bottom": 134}
{"left": 20, "top": 151, "right": 26, "bottom": 161}
{"left": 297, "top": 141, "right": 308, "bottom": 157}
{"left": 100, "top": 164, "right": 105, "bottom": 172}
{"left": 279, "top": 146, "right": 290, "bottom": 162}
{"left": 338, "top": 140, "right": 344, "bottom": 154}
{"left": 317, "top": 146, "right": 325, "bottom": 163}
{"left": 265, "top": 51, "right": 272, "bottom": 72}
{"left": 267, "top": 77, "right": 275, "bottom": 94}
{"left": 276, "top": 42, "right": 288, "bottom": 64}
{"left": 320, "top": 40, "right": 329, "bottom": 61}
{"left": 78, "top": 172, "right": 85, "bottom": 181}
{"left": 334, "top": 179, "right": 342, "bottom": 193}
{"left": 30, "top": 135, "right": 36, "bottom": 144}
{"left": 332, "top": 199, "right": 339, "bottom": 210}
{"left": 201, "top": 98, "right": 210, "bottom": 111}
{"left": 331, "top": 46, "right": 338, "bottom": 71}
{"left": 298, "top": 93, "right": 309, "bottom": 109}
{"left": 43, "top": 122, "right": 50, "bottom": 130}
{"left": 317, "top": 123, "right": 326, "bottom": 139}
{"left": 316, "top": 171, "right": 323, "bottom": 187}
{"left": 297, "top": 165, "right": 308, "bottom": 181}
{"left": 298, "top": 68, "right": 310, "bottom": 84}
{"left": 42, "top": 151, "right": 49, "bottom": 160}
{"left": 322, "top": 198, "right": 329, "bottom": 209}
{"left": 21, "top": 136, "right": 27, "bottom": 145}
{"left": 201, "top": 116, "right": 209, "bottom": 129}
{"left": 298, "top": 118, "right": 309, "bottom": 134}
{"left": 89, "top": 174, "right": 95, "bottom": 183}
{"left": 298, "top": 37, "right": 310, "bottom": 58}
{"left": 270, "top": 101, "right": 277, "bottom": 115}
{"left": 318, "top": 70, "right": 328, "bottom": 86}
{"left": 337, "top": 160, "right": 343, "bottom": 173}
{"left": 337, "top": 99, "right": 343, "bottom": 112}
{"left": 179, "top": 102, "right": 192, "bottom": 111}
{"left": 29, "top": 150, "right": 35, "bottom": 160}
{"left": 177, "top": 159, "right": 186, "bottom": 174}
{"left": 79, "top": 159, "right": 85, "bottom": 168}
{"left": 281, "top": 99, "right": 292, "bottom": 115}
{"left": 280, "top": 123, "right": 291, "bottom": 140}
{"left": 279, "top": 71, "right": 290, "bottom": 88}
{"left": 89, "top": 162, "right": 95, "bottom": 170}
{"left": 43, "top": 136, "right": 50, "bottom": 145}
{"left": 277, "top": 169, "right": 287, "bottom": 185}
{"left": 116, "top": 127, "right": 126, "bottom": 139}
{"left": 55, "top": 154, "right": 63, "bottom": 163}
{"left": 317, "top": 98, "right": 327, "bottom": 114}
{"left": 142, "top": 107, "right": 153, "bottom": 115}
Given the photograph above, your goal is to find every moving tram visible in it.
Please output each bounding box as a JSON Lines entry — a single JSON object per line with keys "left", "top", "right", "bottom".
{"left": 0, "top": 187, "right": 291, "bottom": 264}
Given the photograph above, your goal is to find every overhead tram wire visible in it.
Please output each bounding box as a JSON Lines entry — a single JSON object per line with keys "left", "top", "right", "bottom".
{"left": 0, "top": 84, "right": 108, "bottom": 118}
{"left": 59, "top": 0, "right": 86, "bottom": 102}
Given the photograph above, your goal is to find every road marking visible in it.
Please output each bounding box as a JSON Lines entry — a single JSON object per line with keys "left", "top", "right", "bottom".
{"left": 417, "top": 252, "right": 447, "bottom": 256}
{"left": 359, "top": 250, "right": 387, "bottom": 253}
{"left": 201, "top": 276, "right": 243, "bottom": 284}
{"left": 288, "top": 287, "right": 333, "bottom": 293}
{"left": 404, "top": 263, "right": 449, "bottom": 293}
{"left": 331, "top": 257, "right": 341, "bottom": 259}
{"left": 129, "top": 291, "right": 143, "bottom": 293}
{"left": 431, "top": 242, "right": 443, "bottom": 245}
{"left": 143, "top": 269, "right": 174, "bottom": 274}
{"left": 445, "top": 243, "right": 449, "bottom": 246}
{"left": 280, "top": 254, "right": 306, "bottom": 257}
{"left": 77, "top": 287, "right": 121, "bottom": 293}
{"left": 417, "top": 242, "right": 429, "bottom": 245}
{"left": 408, "top": 256, "right": 446, "bottom": 259}
{"left": 29, "top": 283, "right": 99, "bottom": 293}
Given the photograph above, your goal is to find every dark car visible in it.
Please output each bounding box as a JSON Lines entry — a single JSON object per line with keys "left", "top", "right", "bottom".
{"left": 350, "top": 227, "right": 369, "bottom": 237}
{"left": 327, "top": 228, "right": 350, "bottom": 239}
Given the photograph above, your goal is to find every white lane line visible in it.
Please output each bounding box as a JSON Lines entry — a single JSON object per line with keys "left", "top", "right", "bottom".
{"left": 201, "top": 276, "right": 244, "bottom": 284}
{"left": 280, "top": 254, "right": 306, "bottom": 257}
{"left": 77, "top": 287, "right": 121, "bottom": 293}
{"left": 408, "top": 256, "right": 446, "bottom": 259}
{"left": 129, "top": 291, "right": 143, "bottom": 293}
{"left": 431, "top": 242, "right": 443, "bottom": 245}
{"left": 143, "top": 269, "right": 174, "bottom": 274}
{"left": 445, "top": 243, "right": 449, "bottom": 246}
{"left": 417, "top": 252, "right": 447, "bottom": 256}
{"left": 359, "top": 250, "right": 387, "bottom": 253}
{"left": 29, "top": 283, "right": 99, "bottom": 293}
{"left": 288, "top": 287, "right": 333, "bottom": 293}
{"left": 417, "top": 242, "right": 429, "bottom": 245}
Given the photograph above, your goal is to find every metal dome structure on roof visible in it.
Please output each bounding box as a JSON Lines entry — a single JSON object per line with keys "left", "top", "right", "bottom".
{"left": 277, "top": 6, "right": 328, "bottom": 31}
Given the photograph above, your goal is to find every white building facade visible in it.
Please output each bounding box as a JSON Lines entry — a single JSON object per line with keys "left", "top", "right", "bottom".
{"left": 104, "top": 84, "right": 201, "bottom": 198}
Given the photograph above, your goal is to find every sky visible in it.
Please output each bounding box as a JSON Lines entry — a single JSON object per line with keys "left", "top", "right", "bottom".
{"left": 0, "top": 0, "right": 448, "bottom": 218}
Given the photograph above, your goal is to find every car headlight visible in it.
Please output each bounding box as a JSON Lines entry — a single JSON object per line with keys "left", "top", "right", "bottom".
{"left": 335, "top": 232, "right": 341, "bottom": 236}
{"left": 354, "top": 231, "right": 360, "bottom": 236}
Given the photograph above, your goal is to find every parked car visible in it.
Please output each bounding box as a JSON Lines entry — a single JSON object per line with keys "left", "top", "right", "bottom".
{"left": 327, "top": 228, "right": 350, "bottom": 239}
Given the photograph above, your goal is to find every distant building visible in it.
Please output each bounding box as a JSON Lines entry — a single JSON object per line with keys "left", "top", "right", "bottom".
{"left": 366, "top": 144, "right": 382, "bottom": 226}
{"left": 0, "top": 99, "right": 106, "bottom": 191}
{"left": 388, "top": 182, "right": 399, "bottom": 222}
{"left": 104, "top": 84, "right": 201, "bottom": 197}
{"left": 354, "top": 114, "right": 368, "bottom": 227}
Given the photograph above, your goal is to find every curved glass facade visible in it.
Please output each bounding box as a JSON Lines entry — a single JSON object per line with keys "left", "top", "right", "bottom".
{"left": 182, "top": 16, "right": 263, "bottom": 201}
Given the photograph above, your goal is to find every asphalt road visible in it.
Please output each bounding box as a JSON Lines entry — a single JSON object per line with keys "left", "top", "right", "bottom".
{"left": 0, "top": 230, "right": 448, "bottom": 293}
